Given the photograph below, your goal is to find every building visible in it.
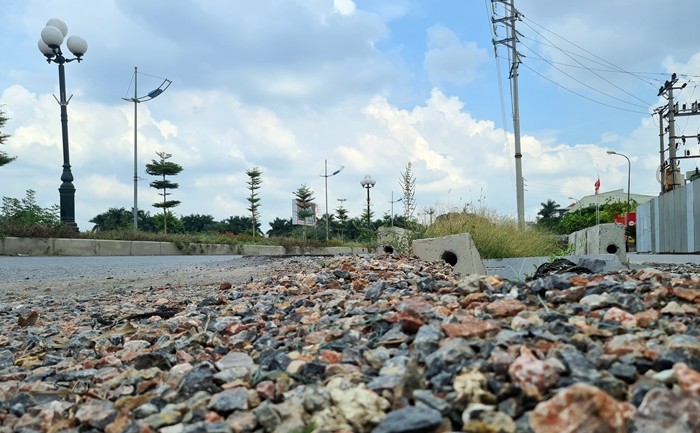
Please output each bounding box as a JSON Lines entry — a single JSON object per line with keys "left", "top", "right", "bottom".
{"left": 566, "top": 189, "right": 655, "bottom": 213}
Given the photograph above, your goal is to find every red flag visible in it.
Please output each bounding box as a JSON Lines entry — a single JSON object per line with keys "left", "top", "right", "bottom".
{"left": 594, "top": 177, "right": 600, "bottom": 194}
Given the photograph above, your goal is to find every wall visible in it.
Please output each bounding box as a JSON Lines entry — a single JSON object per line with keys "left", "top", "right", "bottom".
{"left": 636, "top": 179, "right": 700, "bottom": 253}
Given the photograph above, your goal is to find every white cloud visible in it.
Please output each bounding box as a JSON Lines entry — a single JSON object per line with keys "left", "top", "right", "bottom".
{"left": 424, "top": 25, "right": 489, "bottom": 86}
{"left": 333, "top": 0, "right": 356, "bottom": 16}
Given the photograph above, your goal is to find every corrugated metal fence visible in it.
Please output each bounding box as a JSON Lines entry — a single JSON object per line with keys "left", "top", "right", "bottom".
{"left": 636, "top": 179, "right": 700, "bottom": 253}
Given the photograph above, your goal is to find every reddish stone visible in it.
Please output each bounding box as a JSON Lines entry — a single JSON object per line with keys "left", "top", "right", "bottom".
{"left": 318, "top": 350, "right": 342, "bottom": 364}
{"left": 673, "top": 362, "right": 700, "bottom": 395}
{"left": 603, "top": 307, "right": 637, "bottom": 328}
{"left": 442, "top": 320, "right": 500, "bottom": 339}
{"left": 672, "top": 286, "right": 699, "bottom": 302}
{"left": 219, "top": 281, "right": 232, "bottom": 290}
{"left": 485, "top": 299, "right": 526, "bottom": 318}
{"left": 634, "top": 309, "right": 659, "bottom": 327}
{"left": 176, "top": 349, "right": 194, "bottom": 364}
{"left": 256, "top": 380, "right": 276, "bottom": 401}
{"left": 604, "top": 334, "right": 646, "bottom": 357}
{"left": 530, "top": 383, "right": 634, "bottom": 433}
{"left": 508, "top": 346, "right": 559, "bottom": 399}
{"left": 204, "top": 411, "right": 225, "bottom": 422}
{"left": 460, "top": 292, "right": 487, "bottom": 307}
{"left": 489, "top": 348, "right": 516, "bottom": 374}
{"left": 633, "top": 387, "right": 700, "bottom": 432}
{"left": 399, "top": 315, "right": 425, "bottom": 334}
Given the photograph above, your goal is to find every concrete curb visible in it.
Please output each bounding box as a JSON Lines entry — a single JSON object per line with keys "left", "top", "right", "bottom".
{"left": 0, "top": 237, "right": 371, "bottom": 257}
{"left": 484, "top": 254, "right": 624, "bottom": 281}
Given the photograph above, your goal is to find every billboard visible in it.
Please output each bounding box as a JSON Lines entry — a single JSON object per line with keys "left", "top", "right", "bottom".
{"left": 292, "top": 200, "right": 317, "bottom": 226}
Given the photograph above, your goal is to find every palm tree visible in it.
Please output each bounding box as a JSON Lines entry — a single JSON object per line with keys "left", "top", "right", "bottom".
{"left": 538, "top": 199, "right": 560, "bottom": 219}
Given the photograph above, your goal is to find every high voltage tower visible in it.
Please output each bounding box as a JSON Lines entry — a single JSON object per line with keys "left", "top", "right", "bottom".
{"left": 491, "top": 0, "right": 525, "bottom": 229}
{"left": 656, "top": 73, "right": 700, "bottom": 194}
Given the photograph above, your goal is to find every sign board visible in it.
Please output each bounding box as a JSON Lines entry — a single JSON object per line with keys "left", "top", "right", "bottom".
{"left": 614, "top": 212, "right": 636, "bottom": 227}
{"left": 292, "top": 200, "right": 317, "bottom": 226}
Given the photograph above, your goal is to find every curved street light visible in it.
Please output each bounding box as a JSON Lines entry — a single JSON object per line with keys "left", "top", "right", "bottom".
{"left": 321, "top": 160, "right": 344, "bottom": 241}
{"left": 123, "top": 67, "right": 172, "bottom": 230}
{"left": 606, "top": 150, "right": 631, "bottom": 230}
{"left": 39, "top": 18, "right": 88, "bottom": 231}
{"left": 360, "top": 175, "right": 376, "bottom": 228}
{"left": 389, "top": 191, "right": 403, "bottom": 228}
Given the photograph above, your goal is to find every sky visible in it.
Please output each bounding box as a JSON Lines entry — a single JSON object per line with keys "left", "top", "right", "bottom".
{"left": 1, "top": 0, "right": 700, "bottom": 232}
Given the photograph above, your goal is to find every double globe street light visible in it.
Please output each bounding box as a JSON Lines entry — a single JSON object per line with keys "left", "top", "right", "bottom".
{"left": 38, "top": 18, "right": 88, "bottom": 231}
{"left": 360, "top": 175, "right": 376, "bottom": 229}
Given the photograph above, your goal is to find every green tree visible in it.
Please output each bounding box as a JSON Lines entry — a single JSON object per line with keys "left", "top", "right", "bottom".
{"left": 294, "top": 184, "right": 315, "bottom": 221}
{"left": 220, "top": 215, "right": 256, "bottom": 235}
{"left": 538, "top": 199, "right": 560, "bottom": 219}
{"left": 153, "top": 210, "right": 184, "bottom": 233}
{"left": 0, "top": 107, "right": 16, "bottom": 167}
{"left": 246, "top": 167, "right": 263, "bottom": 236}
{"left": 145, "top": 152, "right": 184, "bottom": 234}
{"left": 267, "top": 217, "right": 294, "bottom": 237}
{"left": 399, "top": 162, "right": 416, "bottom": 220}
{"left": 293, "top": 184, "right": 315, "bottom": 238}
{"left": 89, "top": 207, "right": 133, "bottom": 231}
{"left": 181, "top": 214, "right": 217, "bottom": 233}
{"left": 335, "top": 202, "right": 349, "bottom": 239}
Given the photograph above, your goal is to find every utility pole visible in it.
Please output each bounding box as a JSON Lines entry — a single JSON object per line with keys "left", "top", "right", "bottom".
{"left": 657, "top": 73, "right": 699, "bottom": 193}
{"left": 492, "top": 0, "right": 525, "bottom": 229}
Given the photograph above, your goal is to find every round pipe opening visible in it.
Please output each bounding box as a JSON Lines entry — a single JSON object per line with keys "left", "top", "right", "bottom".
{"left": 384, "top": 245, "right": 394, "bottom": 254}
{"left": 441, "top": 250, "right": 458, "bottom": 267}
{"left": 606, "top": 244, "right": 618, "bottom": 254}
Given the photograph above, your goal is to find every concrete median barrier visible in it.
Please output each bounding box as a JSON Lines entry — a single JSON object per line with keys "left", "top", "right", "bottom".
{"left": 412, "top": 233, "right": 486, "bottom": 276}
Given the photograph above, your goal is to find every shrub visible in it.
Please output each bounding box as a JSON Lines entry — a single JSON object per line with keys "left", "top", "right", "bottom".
{"left": 422, "top": 206, "right": 561, "bottom": 259}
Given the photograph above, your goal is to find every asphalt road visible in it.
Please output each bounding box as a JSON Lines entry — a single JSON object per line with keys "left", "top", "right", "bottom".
{"left": 0, "top": 255, "right": 273, "bottom": 295}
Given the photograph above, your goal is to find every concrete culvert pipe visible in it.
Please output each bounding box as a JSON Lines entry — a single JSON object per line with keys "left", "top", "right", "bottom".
{"left": 384, "top": 245, "right": 394, "bottom": 254}
{"left": 441, "top": 250, "right": 458, "bottom": 267}
{"left": 606, "top": 244, "right": 618, "bottom": 254}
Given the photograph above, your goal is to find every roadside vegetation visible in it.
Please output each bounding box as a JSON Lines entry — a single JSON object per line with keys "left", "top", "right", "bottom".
{"left": 1, "top": 190, "right": 626, "bottom": 259}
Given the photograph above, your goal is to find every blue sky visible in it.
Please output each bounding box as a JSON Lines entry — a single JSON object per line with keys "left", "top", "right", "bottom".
{"left": 1, "top": 0, "right": 699, "bottom": 231}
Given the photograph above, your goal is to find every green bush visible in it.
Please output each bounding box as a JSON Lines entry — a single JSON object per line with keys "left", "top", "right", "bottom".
{"left": 0, "top": 190, "right": 77, "bottom": 238}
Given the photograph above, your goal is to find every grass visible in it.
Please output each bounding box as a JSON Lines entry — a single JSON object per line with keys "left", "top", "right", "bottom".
{"left": 421, "top": 206, "right": 563, "bottom": 259}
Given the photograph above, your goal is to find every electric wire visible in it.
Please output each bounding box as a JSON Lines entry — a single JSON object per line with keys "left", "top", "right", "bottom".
{"left": 485, "top": 0, "right": 517, "bottom": 192}
{"left": 520, "top": 15, "right": 661, "bottom": 90}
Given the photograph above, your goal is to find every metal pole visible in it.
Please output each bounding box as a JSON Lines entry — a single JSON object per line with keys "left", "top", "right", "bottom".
{"left": 366, "top": 186, "right": 371, "bottom": 228}
{"left": 658, "top": 109, "right": 665, "bottom": 194}
{"left": 668, "top": 86, "right": 678, "bottom": 189}
{"left": 57, "top": 61, "right": 78, "bottom": 231}
{"left": 626, "top": 155, "right": 631, "bottom": 229}
{"left": 325, "top": 159, "right": 329, "bottom": 241}
{"left": 133, "top": 67, "right": 139, "bottom": 229}
{"left": 391, "top": 191, "right": 394, "bottom": 228}
{"left": 508, "top": 0, "right": 525, "bottom": 229}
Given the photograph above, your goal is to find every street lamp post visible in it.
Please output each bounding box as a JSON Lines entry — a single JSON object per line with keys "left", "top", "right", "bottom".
{"left": 321, "top": 159, "right": 344, "bottom": 241}
{"left": 38, "top": 18, "right": 88, "bottom": 231}
{"left": 123, "top": 67, "right": 171, "bottom": 230}
{"left": 389, "top": 191, "right": 403, "bottom": 228}
{"left": 606, "top": 150, "right": 631, "bottom": 229}
{"left": 360, "top": 175, "right": 376, "bottom": 228}
{"left": 427, "top": 207, "right": 435, "bottom": 225}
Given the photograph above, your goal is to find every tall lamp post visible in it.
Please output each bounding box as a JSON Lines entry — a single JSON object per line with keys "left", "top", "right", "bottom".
{"left": 123, "top": 67, "right": 172, "bottom": 230}
{"left": 321, "top": 159, "right": 344, "bottom": 241}
{"left": 606, "top": 151, "right": 631, "bottom": 229}
{"left": 389, "top": 191, "right": 403, "bottom": 228}
{"left": 38, "top": 18, "right": 88, "bottom": 231}
{"left": 360, "top": 175, "right": 376, "bottom": 228}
